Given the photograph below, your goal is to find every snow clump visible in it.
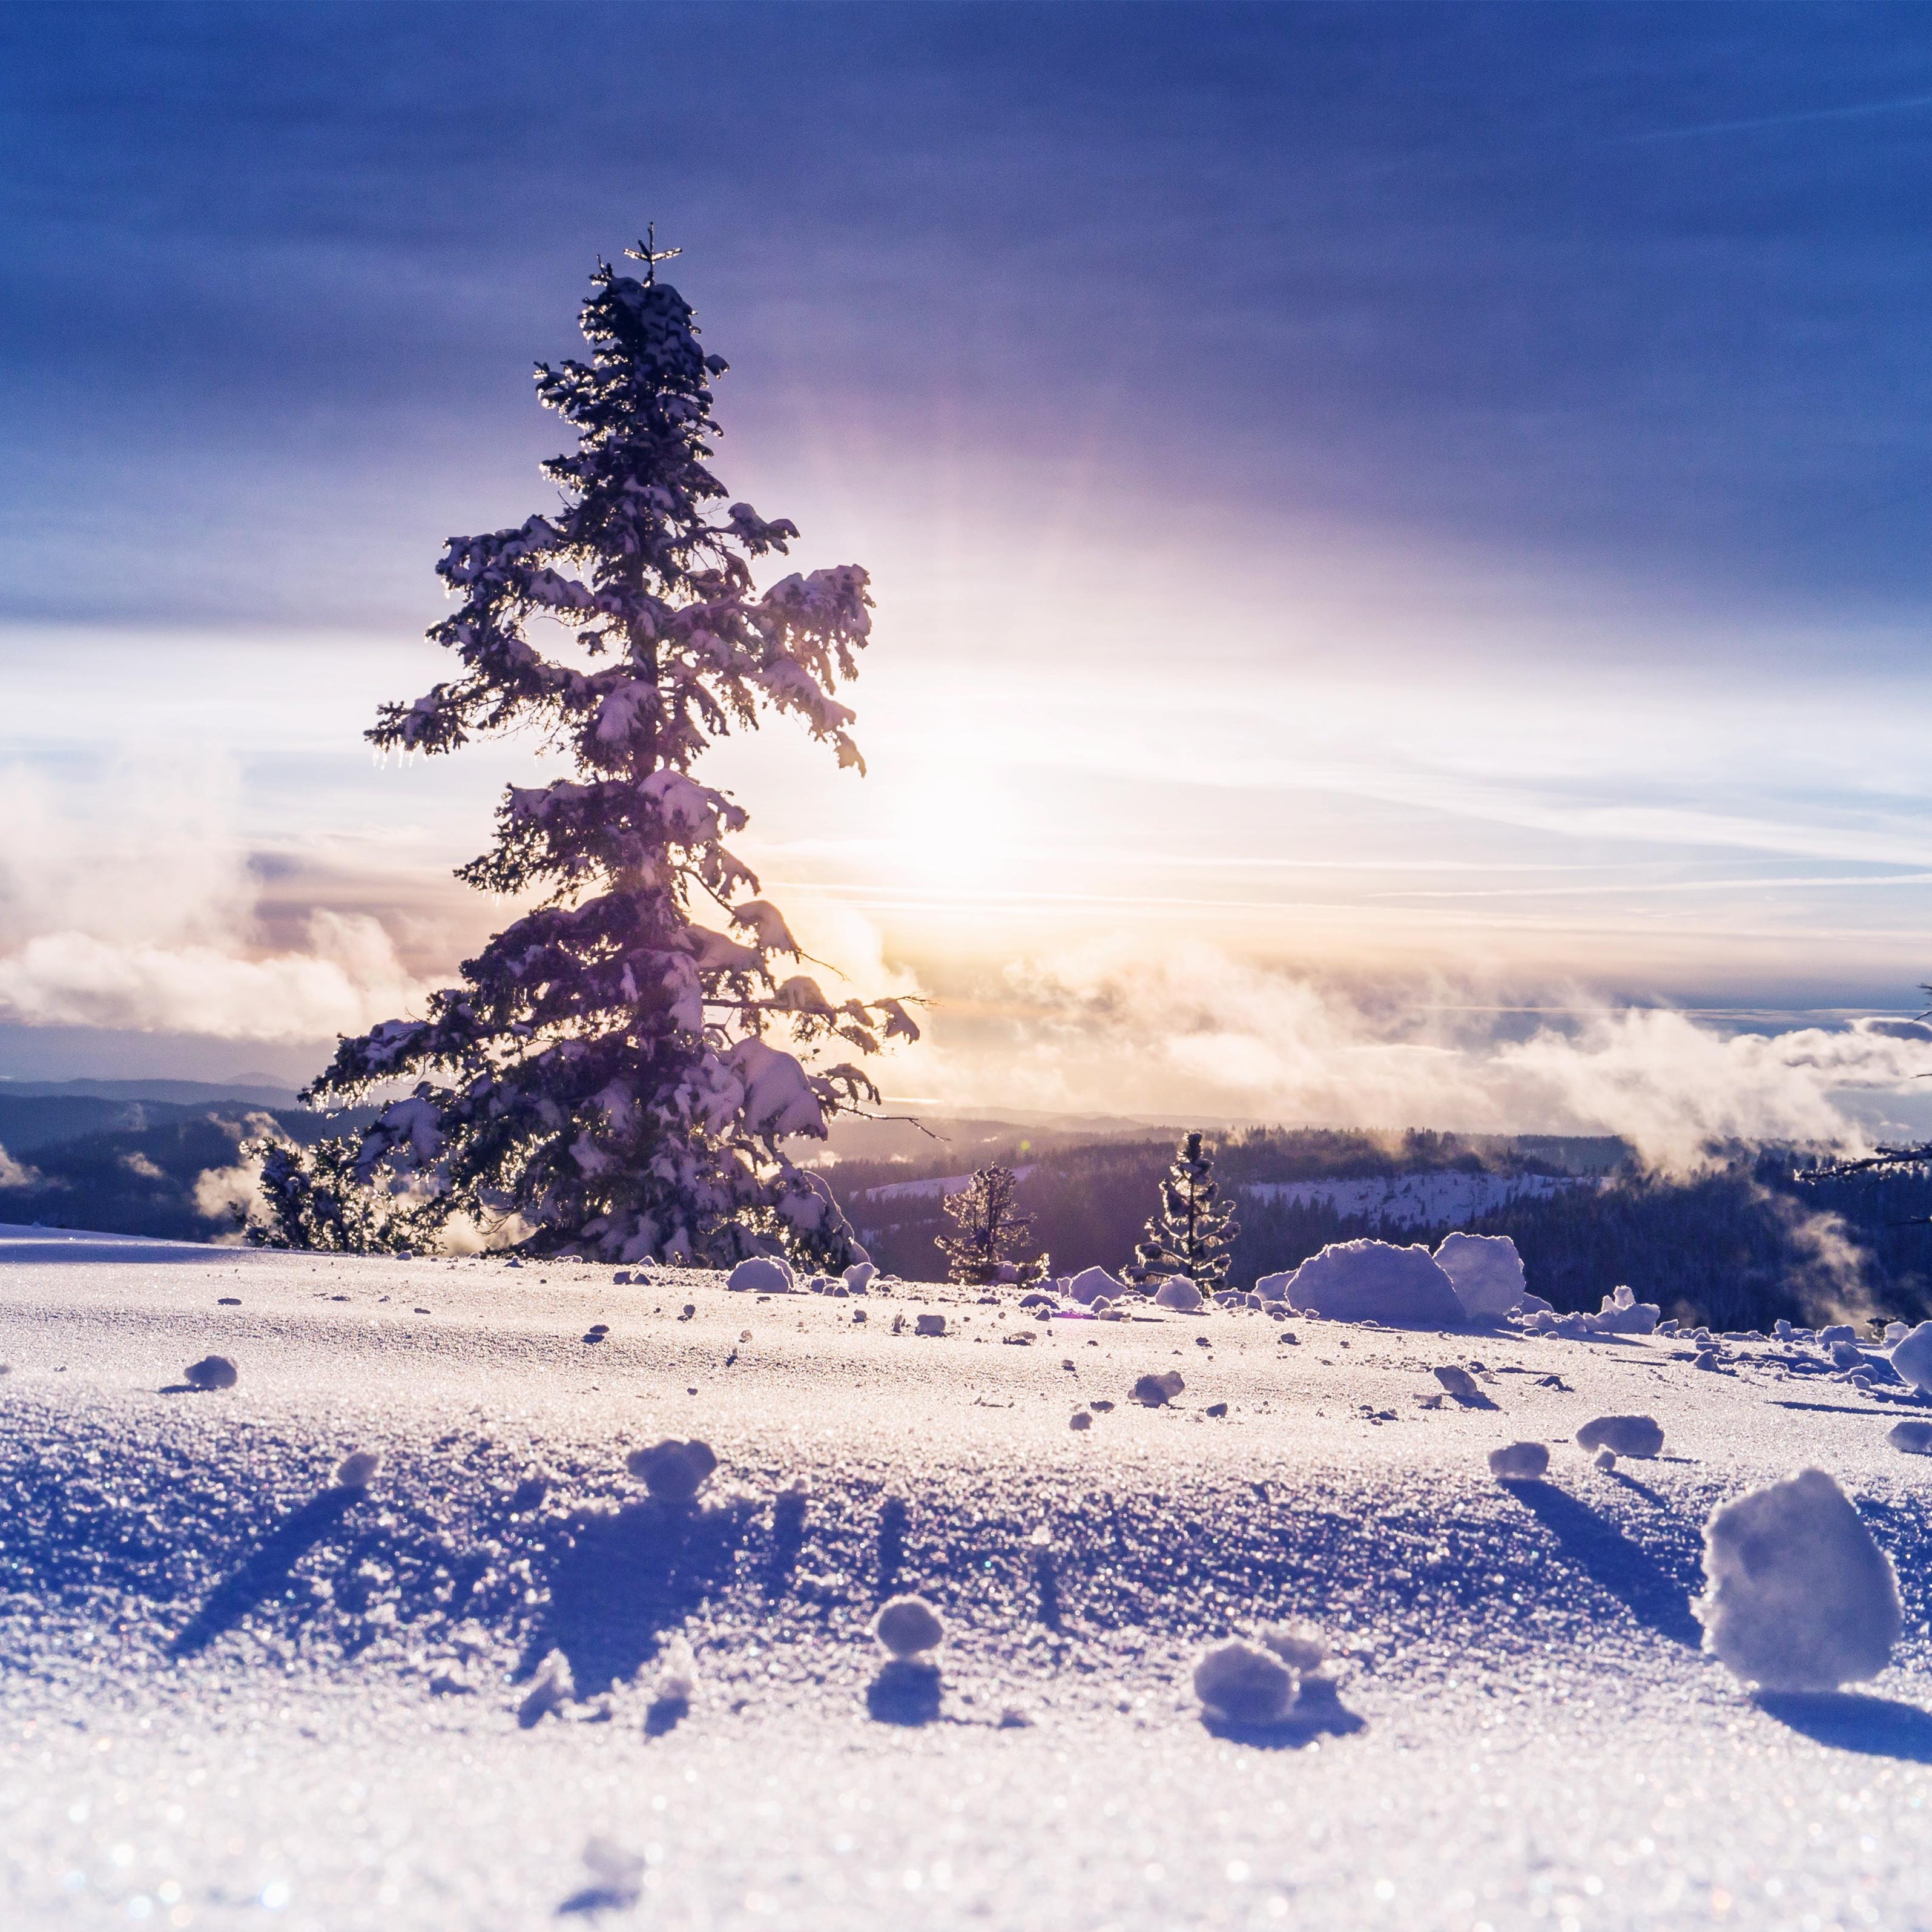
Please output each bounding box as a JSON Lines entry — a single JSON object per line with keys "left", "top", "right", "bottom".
{"left": 1066, "top": 1266, "right": 1128, "bottom": 1306}
{"left": 1589, "top": 1285, "right": 1661, "bottom": 1335}
{"left": 873, "top": 1595, "right": 945, "bottom": 1658}
{"left": 1432, "top": 1232, "right": 1525, "bottom": 1319}
{"left": 1693, "top": 1468, "right": 1903, "bottom": 1690}
{"left": 334, "top": 1449, "right": 381, "bottom": 1489}
{"left": 843, "top": 1261, "right": 877, "bottom": 1293}
{"left": 625, "top": 1438, "right": 718, "bottom": 1503}
{"left": 1888, "top": 1420, "right": 1932, "bottom": 1456}
{"left": 1433, "top": 1365, "right": 1481, "bottom": 1401}
{"left": 915, "top": 1312, "right": 947, "bottom": 1336}
{"left": 1488, "top": 1442, "right": 1549, "bottom": 1479}
{"left": 1283, "top": 1241, "right": 1463, "bottom": 1326}
{"left": 184, "top": 1355, "right": 239, "bottom": 1391}
{"left": 1254, "top": 1271, "right": 1293, "bottom": 1301}
{"left": 653, "top": 1635, "right": 699, "bottom": 1706}
{"left": 1153, "top": 1277, "right": 1203, "bottom": 1311}
{"left": 728, "top": 1256, "right": 794, "bottom": 1293}
{"left": 1193, "top": 1640, "right": 1295, "bottom": 1724}
{"left": 518, "top": 1649, "right": 575, "bottom": 1727}
{"left": 1132, "top": 1370, "right": 1186, "bottom": 1406}
{"left": 1575, "top": 1414, "right": 1664, "bottom": 1459}
{"left": 1890, "top": 1321, "right": 1932, "bottom": 1394}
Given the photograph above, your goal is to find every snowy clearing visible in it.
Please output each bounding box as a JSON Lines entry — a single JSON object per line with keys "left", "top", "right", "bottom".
{"left": 2, "top": 1237, "right": 1932, "bottom": 1929}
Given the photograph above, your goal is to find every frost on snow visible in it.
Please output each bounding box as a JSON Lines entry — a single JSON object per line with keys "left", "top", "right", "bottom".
{"left": 1693, "top": 1468, "right": 1903, "bottom": 1691}
{"left": 1153, "top": 1276, "right": 1203, "bottom": 1311}
{"left": 1575, "top": 1414, "right": 1664, "bottom": 1459}
{"left": 1890, "top": 1321, "right": 1932, "bottom": 1394}
{"left": 1489, "top": 1441, "right": 1549, "bottom": 1479}
{"left": 334, "top": 1448, "right": 381, "bottom": 1489}
{"left": 1284, "top": 1241, "right": 1463, "bottom": 1326}
{"left": 183, "top": 1355, "right": 239, "bottom": 1391}
{"left": 729, "top": 1255, "right": 794, "bottom": 1294}
{"left": 1432, "top": 1231, "right": 1524, "bottom": 1319}
{"left": 872, "top": 1595, "right": 945, "bottom": 1658}
{"left": 625, "top": 1438, "right": 718, "bottom": 1503}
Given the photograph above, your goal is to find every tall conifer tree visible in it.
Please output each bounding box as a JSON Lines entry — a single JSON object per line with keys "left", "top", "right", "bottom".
{"left": 935, "top": 1165, "right": 1047, "bottom": 1286}
{"left": 258, "top": 240, "right": 914, "bottom": 1265}
{"left": 1129, "top": 1131, "right": 1239, "bottom": 1288}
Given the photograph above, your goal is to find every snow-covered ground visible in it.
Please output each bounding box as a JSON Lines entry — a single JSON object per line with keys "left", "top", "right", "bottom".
{"left": 3, "top": 1227, "right": 1931, "bottom": 1930}
{"left": 1243, "top": 1171, "right": 1600, "bottom": 1226}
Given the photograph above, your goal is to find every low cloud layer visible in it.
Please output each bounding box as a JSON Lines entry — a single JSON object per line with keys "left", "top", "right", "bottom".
{"left": 0, "top": 758, "right": 430, "bottom": 1045}
{"left": 894, "top": 941, "right": 1932, "bottom": 1171}
{"left": 0, "top": 911, "right": 426, "bottom": 1043}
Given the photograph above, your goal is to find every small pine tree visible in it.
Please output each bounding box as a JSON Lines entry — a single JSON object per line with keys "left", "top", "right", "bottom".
{"left": 256, "top": 237, "right": 915, "bottom": 1266}
{"left": 1129, "top": 1131, "right": 1239, "bottom": 1288}
{"left": 935, "top": 1165, "right": 1048, "bottom": 1287}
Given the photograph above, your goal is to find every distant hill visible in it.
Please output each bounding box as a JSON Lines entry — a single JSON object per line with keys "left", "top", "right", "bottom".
{"left": 0, "top": 1076, "right": 303, "bottom": 1110}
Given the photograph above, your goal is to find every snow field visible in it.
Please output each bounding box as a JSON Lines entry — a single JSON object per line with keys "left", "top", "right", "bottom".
{"left": 5, "top": 1245, "right": 1932, "bottom": 1928}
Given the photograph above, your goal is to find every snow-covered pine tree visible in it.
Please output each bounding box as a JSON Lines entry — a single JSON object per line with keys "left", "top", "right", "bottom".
{"left": 1129, "top": 1131, "right": 1239, "bottom": 1288}
{"left": 256, "top": 240, "right": 917, "bottom": 1267}
{"left": 935, "top": 1165, "right": 1048, "bottom": 1287}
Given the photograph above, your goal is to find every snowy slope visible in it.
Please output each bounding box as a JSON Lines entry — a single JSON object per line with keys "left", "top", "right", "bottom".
{"left": 2, "top": 1241, "right": 1931, "bottom": 1930}
{"left": 1243, "top": 1171, "right": 1600, "bottom": 1226}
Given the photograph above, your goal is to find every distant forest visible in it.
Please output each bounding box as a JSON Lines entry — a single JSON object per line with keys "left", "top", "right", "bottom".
{"left": 4, "top": 1096, "right": 1929, "bottom": 1329}
{"left": 832, "top": 1127, "right": 1932, "bottom": 1329}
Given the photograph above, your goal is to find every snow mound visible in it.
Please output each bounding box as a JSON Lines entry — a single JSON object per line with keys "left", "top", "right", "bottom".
{"left": 625, "top": 1438, "right": 718, "bottom": 1503}
{"left": 1284, "top": 1241, "right": 1463, "bottom": 1326}
{"left": 184, "top": 1355, "right": 238, "bottom": 1391}
{"left": 873, "top": 1595, "right": 944, "bottom": 1658}
{"left": 1589, "top": 1285, "right": 1661, "bottom": 1336}
{"left": 1066, "top": 1266, "right": 1127, "bottom": 1306}
{"left": 1693, "top": 1468, "right": 1903, "bottom": 1690}
{"left": 1575, "top": 1414, "right": 1664, "bottom": 1459}
{"left": 1253, "top": 1270, "right": 1293, "bottom": 1301}
{"left": 1153, "top": 1277, "right": 1203, "bottom": 1311}
{"left": 334, "top": 1449, "right": 381, "bottom": 1489}
{"left": 1888, "top": 1420, "right": 1932, "bottom": 1456}
{"left": 1488, "top": 1442, "right": 1549, "bottom": 1479}
{"left": 1193, "top": 1639, "right": 1297, "bottom": 1724}
{"left": 728, "top": 1256, "right": 794, "bottom": 1294}
{"left": 1432, "top": 1232, "right": 1524, "bottom": 1319}
{"left": 843, "top": 1262, "right": 877, "bottom": 1293}
{"left": 1890, "top": 1321, "right": 1932, "bottom": 1394}
{"left": 1131, "top": 1370, "right": 1185, "bottom": 1406}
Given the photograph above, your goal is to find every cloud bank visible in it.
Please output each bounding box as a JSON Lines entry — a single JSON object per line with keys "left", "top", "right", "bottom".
{"left": 0, "top": 758, "right": 431, "bottom": 1045}
{"left": 895, "top": 941, "right": 1932, "bottom": 1171}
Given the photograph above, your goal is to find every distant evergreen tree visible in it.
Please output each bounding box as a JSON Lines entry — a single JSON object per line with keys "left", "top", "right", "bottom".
{"left": 1129, "top": 1131, "right": 1239, "bottom": 1287}
{"left": 256, "top": 237, "right": 915, "bottom": 1265}
{"left": 935, "top": 1165, "right": 1047, "bottom": 1286}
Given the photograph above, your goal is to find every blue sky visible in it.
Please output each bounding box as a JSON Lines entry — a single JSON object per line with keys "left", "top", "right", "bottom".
{"left": 5, "top": 2, "right": 1932, "bottom": 1138}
